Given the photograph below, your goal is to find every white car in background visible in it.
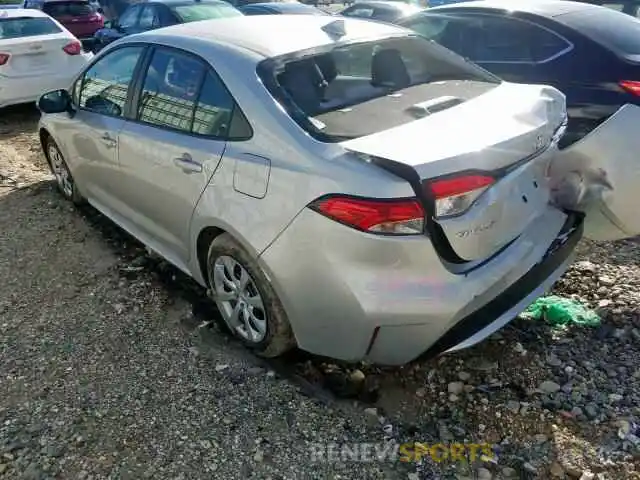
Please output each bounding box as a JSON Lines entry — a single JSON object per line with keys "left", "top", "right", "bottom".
{"left": 0, "top": 8, "right": 92, "bottom": 108}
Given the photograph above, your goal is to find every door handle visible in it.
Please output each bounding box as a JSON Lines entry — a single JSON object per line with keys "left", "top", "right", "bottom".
{"left": 173, "top": 154, "right": 202, "bottom": 173}
{"left": 100, "top": 133, "right": 117, "bottom": 148}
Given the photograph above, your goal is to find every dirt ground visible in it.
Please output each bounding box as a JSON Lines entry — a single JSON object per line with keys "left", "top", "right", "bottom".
{"left": 2, "top": 105, "right": 640, "bottom": 480}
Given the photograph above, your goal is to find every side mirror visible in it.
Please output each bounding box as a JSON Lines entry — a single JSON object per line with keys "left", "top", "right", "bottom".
{"left": 97, "top": 6, "right": 104, "bottom": 13}
{"left": 37, "top": 89, "right": 72, "bottom": 114}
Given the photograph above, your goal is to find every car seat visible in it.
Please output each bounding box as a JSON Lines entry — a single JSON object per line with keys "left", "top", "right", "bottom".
{"left": 370, "top": 48, "right": 410, "bottom": 90}
{"left": 277, "top": 58, "right": 326, "bottom": 115}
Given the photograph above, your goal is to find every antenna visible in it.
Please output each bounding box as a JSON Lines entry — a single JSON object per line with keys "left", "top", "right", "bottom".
{"left": 321, "top": 19, "right": 346, "bottom": 39}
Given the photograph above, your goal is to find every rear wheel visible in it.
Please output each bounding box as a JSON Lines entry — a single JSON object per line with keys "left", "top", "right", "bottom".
{"left": 206, "top": 234, "right": 295, "bottom": 358}
{"left": 45, "top": 136, "right": 85, "bottom": 205}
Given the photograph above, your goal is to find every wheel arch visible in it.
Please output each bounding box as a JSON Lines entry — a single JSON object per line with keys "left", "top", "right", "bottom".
{"left": 39, "top": 128, "right": 52, "bottom": 166}
{"left": 194, "top": 222, "right": 261, "bottom": 287}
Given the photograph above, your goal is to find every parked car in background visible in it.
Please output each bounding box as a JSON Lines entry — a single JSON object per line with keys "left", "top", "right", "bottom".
{"left": 399, "top": 0, "right": 640, "bottom": 146}
{"left": 227, "top": 0, "right": 300, "bottom": 7}
{"left": 92, "top": 0, "right": 241, "bottom": 52}
{"left": 238, "top": 1, "right": 326, "bottom": 14}
{"left": 299, "top": 0, "right": 330, "bottom": 7}
{"left": 339, "top": 1, "right": 422, "bottom": 24}
{"left": 0, "top": 8, "right": 92, "bottom": 108}
{"left": 22, "top": 0, "right": 104, "bottom": 46}
{"left": 35, "top": 16, "right": 640, "bottom": 365}
{"left": 427, "top": 0, "right": 473, "bottom": 7}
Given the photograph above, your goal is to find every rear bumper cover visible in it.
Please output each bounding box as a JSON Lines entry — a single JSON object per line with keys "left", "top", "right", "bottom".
{"left": 369, "top": 213, "right": 583, "bottom": 364}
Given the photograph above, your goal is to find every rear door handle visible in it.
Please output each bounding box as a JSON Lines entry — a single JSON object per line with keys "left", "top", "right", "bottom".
{"left": 100, "top": 133, "right": 117, "bottom": 148}
{"left": 173, "top": 153, "right": 202, "bottom": 173}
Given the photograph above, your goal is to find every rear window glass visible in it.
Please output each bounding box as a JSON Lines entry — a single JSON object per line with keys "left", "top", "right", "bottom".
{"left": 43, "top": 1, "right": 95, "bottom": 16}
{"left": 172, "top": 3, "right": 242, "bottom": 22}
{"left": 0, "top": 17, "right": 62, "bottom": 39}
{"left": 258, "top": 34, "right": 499, "bottom": 142}
{"left": 558, "top": 7, "right": 640, "bottom": 55}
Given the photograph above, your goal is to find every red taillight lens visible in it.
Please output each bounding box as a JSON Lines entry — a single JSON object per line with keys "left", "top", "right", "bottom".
{"left": 425, "top": 174, "right": 495, "bottom": 218}
{"left": 619, "top": 80, "right": 640, "bottom": 96}
{"left": 63, "top": 41, "right": 82, "bottom": 56}
{"left": 310, "top": 196, "right": 425, "bottom": 235}
{"left": 0, "top": 53, "right": 10, "bottom": 66}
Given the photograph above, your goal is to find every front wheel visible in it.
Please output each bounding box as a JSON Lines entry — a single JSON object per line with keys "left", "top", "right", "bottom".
{"left": 45, "top": 136, "right": 85, "bottom": 205}
{"left": 207, "top": 234, "right": 295, "bottom": 358}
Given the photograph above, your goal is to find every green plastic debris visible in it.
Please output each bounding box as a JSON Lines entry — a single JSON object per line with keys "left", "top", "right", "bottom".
{"left": 520, "top": 295, "right": 601, "bottom": 327}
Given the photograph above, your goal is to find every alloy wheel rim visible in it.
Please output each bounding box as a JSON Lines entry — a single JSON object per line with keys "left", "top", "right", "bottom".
{"left": 48, "top": 145, "right": 73, "bottom": 198}
{"left": 212, "top": 255, "right": 267, "bottom": 343}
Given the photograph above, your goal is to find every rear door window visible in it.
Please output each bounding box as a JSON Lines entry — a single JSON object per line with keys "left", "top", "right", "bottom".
{"left": 0, "top": 17, "right": 62, "bottom": 39}
{"left": 406, "top": 13, "right": 570, "bottom": 63}
{"left": 117, "top": 4, "right": 141, "bottom": 30}
{"left": 558, "top": 7, "right": 640, "bottom": 56}
{"left": 371, "top": 7, "right": 400, "bottom": 22}
{"left": 342, "top": 6, "right": 375, "bottom": 18}
{"left": 172, "top": 3, "right": 242, "bottom": 22}
{"left": 135, "top": 46, "right": 249, "bottom": 139}
{"left": 139, "top": 5, "right": 160, "bottom": 30}
{"left": 137, "top": 48, "right": 206, "bottom": 133}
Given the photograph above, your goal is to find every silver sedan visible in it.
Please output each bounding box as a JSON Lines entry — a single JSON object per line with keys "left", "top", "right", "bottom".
{"left": 36, "top": 15, "right": 640, "bottom": 365}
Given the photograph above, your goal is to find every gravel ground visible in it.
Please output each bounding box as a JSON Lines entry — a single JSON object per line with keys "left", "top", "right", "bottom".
{"left": 1, "top": 105, "right": 640, "bottom": 480}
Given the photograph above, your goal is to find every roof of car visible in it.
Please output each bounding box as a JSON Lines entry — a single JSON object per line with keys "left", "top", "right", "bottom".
{"left": 427, "top": 0, "right": 600, "bottom": 17}
{"left": 0, "top": 7, "right": 50, "bottom": 17}
{"left": 134, "top": 14, "right": 406, "bottom": 57}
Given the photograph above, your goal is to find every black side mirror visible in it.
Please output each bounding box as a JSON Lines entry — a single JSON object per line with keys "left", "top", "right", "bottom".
{"left": 97, "top": 6, "right": 104, "bottom": 13}
{"left": 37, "top": 89, "right": 72, "bottom": 114}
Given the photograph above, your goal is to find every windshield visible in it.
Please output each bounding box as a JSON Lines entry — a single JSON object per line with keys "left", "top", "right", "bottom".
{"left": 0, "top": 17, "right": 62, "bottom": 38}
{"left": 557, "top": 7, "right": 640, "bottom": 56}
{"left": 43, "top": 1, "right": 95, "bottom": 16}
{"left": 258, "top": 34, "right": 499, "bottom": 141}
{"left": 172, "top": 3, "right": 242, "bottom": 21}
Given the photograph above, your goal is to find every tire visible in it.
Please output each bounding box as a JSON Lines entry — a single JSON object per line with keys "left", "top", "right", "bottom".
{"left": 45, "top": 136, "right": 85, "bottom": 205}
{"left": 206, "top": 233, "right": 295, "bottom": 358}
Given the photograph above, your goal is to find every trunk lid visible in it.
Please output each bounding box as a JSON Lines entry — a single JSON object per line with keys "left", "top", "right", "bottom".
{"left": 56, "top": 13, "right": 103, "bottom": 37}
{"left": 341, "top": 82, "right": 567, "bottom": 263}
{"left": 0, "top": 34, "right": 77, "bottom": 77}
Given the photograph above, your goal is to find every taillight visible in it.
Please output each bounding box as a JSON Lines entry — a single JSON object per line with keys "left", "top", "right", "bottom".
{"left": 309, "top": 195, "right": 425, "bottom": 235}
{"left": 63, "top": 41, "right": 82, "bottom": 56}
{"left": 0, "top": 53, "right": 10, "bottom": 66}
{"left": 425, "top": 174, "right": 495, "bottom": 218}
{"left": 619, "top": 80, "right": 640, "bottom": 96}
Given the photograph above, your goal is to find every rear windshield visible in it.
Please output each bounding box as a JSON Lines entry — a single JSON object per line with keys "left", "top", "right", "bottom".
{"left": 172, "top": 3, "right": 242, "bottom": 22}
{"left": 557, "top": 7, "right": 640, "bottom": 55}
{"left": 42, "top": 1, "right": 95, "bottom": 16}
{"left": 0, "top": 17, "right": 62, "bottom": 39}
{"left": 258, "top": 34, "right": 499, "bottom": 142}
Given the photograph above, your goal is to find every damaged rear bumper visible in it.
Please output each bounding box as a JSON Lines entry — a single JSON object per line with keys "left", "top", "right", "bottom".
{"left": 366, "top": 212, "right": 583, "bottom": 364}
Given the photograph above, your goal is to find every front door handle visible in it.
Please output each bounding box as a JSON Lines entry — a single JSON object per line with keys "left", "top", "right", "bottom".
{"left": 100, "top": 132, "right": 117, "bottom": 148}
{"left": 173, "top": 153, "right": 202, "bottom": 173}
